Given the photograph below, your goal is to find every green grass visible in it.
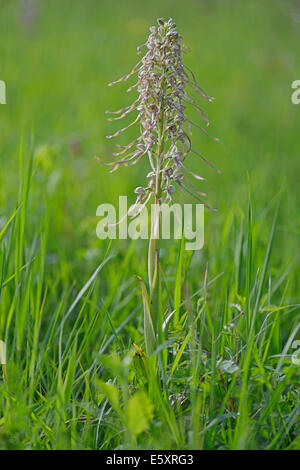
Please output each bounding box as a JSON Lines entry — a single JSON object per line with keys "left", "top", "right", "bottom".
{"left": 0, "top": 0, "right": 299, "bottom": 450}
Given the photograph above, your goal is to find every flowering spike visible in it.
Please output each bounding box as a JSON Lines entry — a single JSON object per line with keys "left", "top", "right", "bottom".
{"left": 101, "top": 18, "right": 219, "bottom": 207}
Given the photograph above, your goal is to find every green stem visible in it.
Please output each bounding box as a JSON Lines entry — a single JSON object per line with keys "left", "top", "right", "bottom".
{"left": 148, "top": 152, "right": 162, "bottom": 337}
{"left": 148, "top": 87, "right": 165, "bottom": 339}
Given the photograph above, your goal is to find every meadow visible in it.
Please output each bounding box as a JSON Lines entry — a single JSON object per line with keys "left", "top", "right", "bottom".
{"left": 0, "top": 0, "right": 299, "bottom": 450}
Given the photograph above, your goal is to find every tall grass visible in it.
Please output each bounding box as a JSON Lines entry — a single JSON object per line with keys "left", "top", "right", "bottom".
{"left": 0, "top": 0, "right": 299, "bottom": 451}
{"left": 0, "top": 143, "right": 298, "bottom": 449}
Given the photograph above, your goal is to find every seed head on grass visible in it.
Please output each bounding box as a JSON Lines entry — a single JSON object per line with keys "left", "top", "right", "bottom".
{"left": 98, "top": 17, "right": 220, "bottom": 214}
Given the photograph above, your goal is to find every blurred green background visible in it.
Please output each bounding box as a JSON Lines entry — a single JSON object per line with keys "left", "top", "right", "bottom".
{"left": 0, "top": 0, "right": 299, "bottom": 284}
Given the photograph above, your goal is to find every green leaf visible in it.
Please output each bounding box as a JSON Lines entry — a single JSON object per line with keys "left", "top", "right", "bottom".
{"left": 174, "top": 236, "right": 184, "bottom": 326}
{"left": 0, "top": 204, "right": 20, "bottom": 244}
{"left": 98, "top": 353, "right": 123, "bottom": 376}
{"left": 125, "top": 391, "right": 154, "bottom": 436}
{"left": 136, "top": 276, "right": 157, "bottom": 355}
{"left": 219, "top": 359, "right": 239, "bottom": 374}
{"left": 95, "top": 379, "right": 120, "bottom": 411}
